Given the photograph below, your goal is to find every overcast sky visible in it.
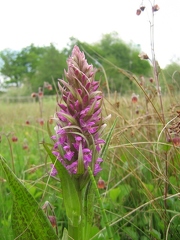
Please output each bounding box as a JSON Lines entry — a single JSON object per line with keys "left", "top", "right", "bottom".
{"left": 0, "top": 0, "right": 180, "bottom": 68}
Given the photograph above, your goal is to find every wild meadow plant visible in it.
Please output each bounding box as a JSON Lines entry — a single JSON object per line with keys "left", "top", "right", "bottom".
{"left": 0, "top": 46, "right": 114, "bottom": 240}
{"left": 44, "top": 45, "right": 114, "bottom": 239}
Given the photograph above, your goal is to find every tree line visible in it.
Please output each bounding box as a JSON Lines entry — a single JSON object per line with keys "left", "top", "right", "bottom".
{"left": 0, "top": 32, "right": 179, "bottom": 95}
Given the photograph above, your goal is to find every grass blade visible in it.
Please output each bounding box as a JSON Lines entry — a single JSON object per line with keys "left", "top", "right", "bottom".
{"left": 101, "top": 118, "right": 117, "bottom": 160}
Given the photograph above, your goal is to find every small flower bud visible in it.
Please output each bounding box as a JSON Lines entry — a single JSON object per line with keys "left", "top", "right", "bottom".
{"left": 38, "top": 92, "right": 43, "bottom": 97}
{"left": 49, "top": 117, "right": 53, "bottom": 124}
{"left": 138, "top": 52, "right": 149, "bottom": 60}
{"left": 22, "top": 144, "right": 29, "bottom": 150}
{"left": 38, "top": 119, "right": 44, "bottom": 126}
{"left": 48, "top": 216, "right": 57, "bottom": 228}
{"left": 131, "top": 93, "right": 139, "bottom": 103}
{"left": 38, "top": 87, "right": 43, "bottom": 97}
{"left": 47, "top": 84, "right": 53, "bottom": 90}
{"left": 12, "top": 136, "right": 18, "bottom": 142}
{"left": 31, "top": 92, "right": 37, "bottom": 98}
{"left": 149, "top": 77, "right": 154, "bottom": 83}
{"left": 172, "top": 137, "right": 180, "bottom": 147}
{"left": 136, "top": 9, "right": 141, "bottom": 15}
{"left": 140, "top": 6, "right": 145, "bottom": 11}
{"left": 135, "top": 109, "right": 139, "bottom": 114}
{"left": 97, "top": 177, "right": 106, "bottom": 189}
{"left": 152, "top": 5, "right": 160, "bottom": 12}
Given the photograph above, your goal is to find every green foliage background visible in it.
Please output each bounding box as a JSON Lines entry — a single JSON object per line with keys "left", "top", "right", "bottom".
{"left": 0, "top": 33, "right": 152, "bottom": 95}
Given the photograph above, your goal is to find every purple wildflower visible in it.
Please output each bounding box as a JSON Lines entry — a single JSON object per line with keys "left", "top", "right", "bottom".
{"left": 51, "top": 46, "right": 109, "bottom": 176}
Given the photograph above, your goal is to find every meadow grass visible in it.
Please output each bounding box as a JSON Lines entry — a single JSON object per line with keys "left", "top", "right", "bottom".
{"left": 1, "top": 91, "right": 180, "bottom": 239}
{"left": 0, "top": 99, "right": 64, "bottom": 239}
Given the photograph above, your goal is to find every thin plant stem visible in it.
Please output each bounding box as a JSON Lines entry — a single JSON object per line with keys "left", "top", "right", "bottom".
{"left": 149, "top": 7, "right": 168, "bottom": 233}
{"left": 149, "top": 1, "right": 165, "bottom": 125}
{"left": 4, "top": 134, "right": 15, "bottom": 173}
{"left": 165, "top": 213, "right": 180, "bottom": 240}
{"left": 88, "top": 166, "right": 113, "bottom": 240}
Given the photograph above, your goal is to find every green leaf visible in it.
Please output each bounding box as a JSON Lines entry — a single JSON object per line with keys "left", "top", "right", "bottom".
{"left": 88, "top": 225, "right": 105, "bottom": 239}
{"left": 0, "top": 155, "right": 58, "bottom": 240}
{"left": 109, "top": 184, "right": 132, "bottom": 203}
{"left": 43, "top": 143, "right": 81, "bottom": 227}
{"left": 62, "top": 228, "right": 69, "bottom": 240}
{"left": 118, "top": 184, "right": 132, "bottom": 201}
{"left": 123, "top": 227, "right": 139, "bottom": 240}
{"left": 109, "top": 188, "right": 121, "bottom": 202}
{"left": 149, "top": 229, "right": 161, "bottom": 240}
